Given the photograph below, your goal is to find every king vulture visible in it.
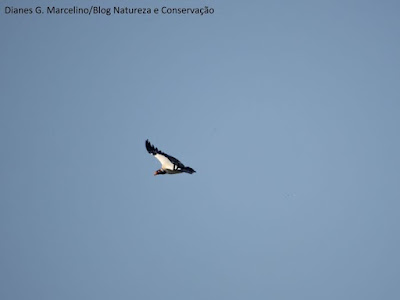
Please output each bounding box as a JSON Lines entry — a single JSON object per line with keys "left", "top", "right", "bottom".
{"left": 145, "top": 139, "right": 196, "bottom": 176}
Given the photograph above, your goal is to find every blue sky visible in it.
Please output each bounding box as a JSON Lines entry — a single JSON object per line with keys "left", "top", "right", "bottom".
{"left": 1, "top": 1, "right": 400, "bottom": 299}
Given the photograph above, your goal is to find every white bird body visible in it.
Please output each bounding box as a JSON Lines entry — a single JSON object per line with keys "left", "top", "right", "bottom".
{"left": 154, "top": 154, "right": 174, "bottom": 170}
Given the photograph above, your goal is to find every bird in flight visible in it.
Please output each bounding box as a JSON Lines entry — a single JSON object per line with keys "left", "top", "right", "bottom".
{"left": 145, "top": 139, "right": 196, "bottom": 176}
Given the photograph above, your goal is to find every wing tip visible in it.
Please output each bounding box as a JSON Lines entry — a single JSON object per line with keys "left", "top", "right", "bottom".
{"left": 145, "top": 139, "right": 152, "bottom": 153}
{"left": 145, "top": 139, "right": 158, "bottom": 155}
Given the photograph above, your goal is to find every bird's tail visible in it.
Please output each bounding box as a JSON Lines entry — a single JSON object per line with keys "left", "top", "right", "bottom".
{"left": 182, "top": 167, "right": 196, "bottom": 174}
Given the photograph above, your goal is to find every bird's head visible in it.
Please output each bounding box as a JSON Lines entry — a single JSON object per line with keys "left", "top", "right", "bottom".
{"left": 154, "top": 169, "right": 166, "bottom": 176}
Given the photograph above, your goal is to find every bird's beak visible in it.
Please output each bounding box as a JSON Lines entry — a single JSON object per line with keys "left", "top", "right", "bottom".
{"left": 154, "top": 171, "right": 157, "bottom": 176}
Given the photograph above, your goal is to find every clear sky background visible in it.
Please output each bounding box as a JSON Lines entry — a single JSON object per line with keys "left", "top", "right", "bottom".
{"left": 1, "top": 1, "right": 400, "bottom": 299}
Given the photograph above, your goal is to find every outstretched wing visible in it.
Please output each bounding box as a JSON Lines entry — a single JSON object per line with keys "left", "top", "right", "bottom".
{"left": 145, "top": 140, "right": 185, "bottom": 169}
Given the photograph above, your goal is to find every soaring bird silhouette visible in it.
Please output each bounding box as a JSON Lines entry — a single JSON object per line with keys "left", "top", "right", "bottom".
{"left": 145, "top": 139, "right": 196, "bottom": 176}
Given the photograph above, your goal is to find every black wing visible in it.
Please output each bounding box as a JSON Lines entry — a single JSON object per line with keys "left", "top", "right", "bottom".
{"left": 145, "top": 140, "right": 185, "bottom": 168}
